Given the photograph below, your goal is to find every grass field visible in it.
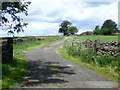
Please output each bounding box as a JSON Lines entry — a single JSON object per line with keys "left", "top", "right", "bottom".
{"left": 14, "top": 36, "right": 63, "bottom": 51}
{"left": 2, "top": 36, "right": 63, "bottom": 89}
{"left": 59, "top": 35, "right": 119, "bottom": 82}
{"left": 73, "top": 35, "right": 118, "bottom": 42}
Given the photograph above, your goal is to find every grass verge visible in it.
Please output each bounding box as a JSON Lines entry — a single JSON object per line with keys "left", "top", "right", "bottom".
{"left": 58, "top": 45, "right": 119, "bottom": 82}
{"left": 2, "top": 52, "right": 28, "bottom": 89}
{"left": 14, "top": 36, "right": 63, "bottom": 51}
{"left": 2, "top": 36, "right": 63, "bottom": 89}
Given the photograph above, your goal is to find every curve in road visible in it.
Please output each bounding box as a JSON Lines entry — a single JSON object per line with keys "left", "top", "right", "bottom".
{"left": 12, "top": 40, "right": 119, "bottom": 88}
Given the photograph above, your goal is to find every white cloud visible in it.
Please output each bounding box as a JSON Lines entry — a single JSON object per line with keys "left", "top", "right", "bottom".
{"left": 1, "top": 0, "right": 118, "bottom": 37}
{"left": 27, "top": 0, "right": 118, "bottom": 23}
{"left": 0, "top": 30, "right": 7, "bottom": 34}
{"left": 21, "top": 22, "right": 60, "bottom": 36}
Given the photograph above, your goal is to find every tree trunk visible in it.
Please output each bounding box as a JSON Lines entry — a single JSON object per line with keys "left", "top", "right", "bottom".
{"left": 64, "top": 33, "right": 67, "bottom": 36}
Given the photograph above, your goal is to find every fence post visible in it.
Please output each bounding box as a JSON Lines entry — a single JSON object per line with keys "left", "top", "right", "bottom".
{"left": 93, "top": 39, "right": 100, "bottom": 53}
{"left": 2, "top": 37, "right": 13, "bottom": 64}
{"left": 0, "top": 39, "right": 2, "bottom": 64}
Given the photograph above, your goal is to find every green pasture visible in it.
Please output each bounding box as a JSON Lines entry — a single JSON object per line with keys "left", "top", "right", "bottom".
{"left": 73, "top": 35, "right": 118, "bottom": 42}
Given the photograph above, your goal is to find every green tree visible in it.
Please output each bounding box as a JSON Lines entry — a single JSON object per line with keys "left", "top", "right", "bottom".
{"left": 93, "top": 25, "right": 101, "bottom": 35}
{"left": 101, "top": 19, "right": 117, "bottom": 35}
{"left": 101, "top": 28, "right": 109, "bottom": 35}
{"left": 68, "top": 26, "right": 78, "bottom": 35}
{"left": 59, "top": 20, "right": 78, "bottom": 35}
{"left": 59, "top": 20, "right": 72, "bottom": 35}
{"left": 86, "top": 31, "right": 91, "bottom": 35}
{"left": 1, "top": 1, "right": 30, "bottom": 64}
{"left": 1, "top": 1, "right": 31, "bottom": 34}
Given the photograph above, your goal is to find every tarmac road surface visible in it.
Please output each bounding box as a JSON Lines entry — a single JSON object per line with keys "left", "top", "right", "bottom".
{"left": 11, "top": 40, "right": 119, "bottom": 89}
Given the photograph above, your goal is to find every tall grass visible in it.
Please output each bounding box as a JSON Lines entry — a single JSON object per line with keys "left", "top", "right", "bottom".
{"left": 60, "top": 36, "right": 119, "bottom": 82}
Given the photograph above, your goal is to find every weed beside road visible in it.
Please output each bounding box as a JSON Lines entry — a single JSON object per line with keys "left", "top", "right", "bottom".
{"left": 59, "top": 35, "right": 119, "bottom": 82}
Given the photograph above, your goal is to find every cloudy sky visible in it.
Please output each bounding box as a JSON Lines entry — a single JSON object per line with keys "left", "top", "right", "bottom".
{"left": 0, "top": 0, "right": 119, "bottom": 37}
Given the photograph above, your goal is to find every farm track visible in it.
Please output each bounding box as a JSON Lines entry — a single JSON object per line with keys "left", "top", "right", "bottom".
{"left": 11, "top": 40, "right": 119, "bottom": 89}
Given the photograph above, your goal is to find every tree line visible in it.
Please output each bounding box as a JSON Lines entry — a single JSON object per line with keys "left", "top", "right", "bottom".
{"left": 93, "top": 19, "right": 118, "bottom": 35}
{"left": 59, "top": 19, "right": 118, "bottom": 36}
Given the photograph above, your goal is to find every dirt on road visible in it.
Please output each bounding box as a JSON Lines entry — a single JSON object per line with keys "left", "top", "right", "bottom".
{"left": 11, "top": 40, "right": 119, "bottom": 88}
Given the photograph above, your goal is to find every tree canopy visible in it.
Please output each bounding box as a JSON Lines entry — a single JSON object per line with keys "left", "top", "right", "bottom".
{"left": 68, "top": 26, "right": 78, "bottom": 35}
{"left": 101, "top": 19, "right": 117, "bottom": 35}
{"left": 1, "top": 1, "right": 31, "bottom": 34}
{"left": 93, "top": 19, "right": 117, "bottom": 35}
{"left": 93, "top": 25, "right": 100, "bottom": 35}
{"left": 59, "top": 20, "right": 78, "bottom": 35}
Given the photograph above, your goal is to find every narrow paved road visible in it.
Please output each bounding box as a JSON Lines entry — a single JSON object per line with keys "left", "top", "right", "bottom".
{"left": 13, "top": 40, "right": 118, "bottom": 88}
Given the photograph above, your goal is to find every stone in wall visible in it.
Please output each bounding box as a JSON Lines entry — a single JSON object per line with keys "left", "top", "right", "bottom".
{"left": 85, "top": 39, "right": 119, "bottom": 56}
{"left": 85, "top": 39, "right": 93, "bottom": 48}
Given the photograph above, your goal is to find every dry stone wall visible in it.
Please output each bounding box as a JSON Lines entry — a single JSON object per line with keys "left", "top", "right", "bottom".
{"left": 13, "top": 37, "right": 45, "bottom": 44}
{"left": 85, "top": 39, "right": 119, "bottom": 56}
{"left": 0, "top": 37, "right": 46, "bottom": 64}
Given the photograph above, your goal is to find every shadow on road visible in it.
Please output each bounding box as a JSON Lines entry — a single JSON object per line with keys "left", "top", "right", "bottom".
{"left": 21, "top": 60, "right": 75, "bottom": 87}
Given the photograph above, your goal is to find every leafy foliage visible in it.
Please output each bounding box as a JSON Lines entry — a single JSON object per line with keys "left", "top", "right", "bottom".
{"left": 101, "top": 19, "right": 117, "bottom": 35}
{"left": 59, "top": 20, "right": 78, "bottom": 35}
{"left": 68, "top": 26, "right": 78, "bottom": 35}
{"left": 100, "top": 28, "right": 109, "bottom": 35}
{"left": 93, "top": 25, "right": 101, "bottom": 35}
{"left": 1, "top": 1, "right": 31, "bottom": 34}
{"left": 93, "top": 19, "right": 118, "bottom": 35}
